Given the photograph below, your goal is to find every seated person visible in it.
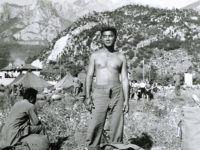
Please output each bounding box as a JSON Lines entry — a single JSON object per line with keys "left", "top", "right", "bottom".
{"left": 0, "top": 88, "right": 46, "bottom": 148}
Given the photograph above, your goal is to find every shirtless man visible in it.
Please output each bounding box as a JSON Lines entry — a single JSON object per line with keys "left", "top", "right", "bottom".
{"left": 85, "top": 27, "right": 129, "bottom": 150}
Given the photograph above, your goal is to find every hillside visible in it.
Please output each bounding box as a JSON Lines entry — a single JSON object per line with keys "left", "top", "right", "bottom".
{"left": 182, "top": 0, "right": 200, "bottom": 12}
{"left": 0, "top": 0, "right": 117, "bottom": 46}
{"left": 34, "top": 4, "right": 200, "bottom": 81}
{"left": 0, "top": 0, "right": 116, "bottom": 69}
{"left": 0, "top": 0, "right": 71, "bottom": 45}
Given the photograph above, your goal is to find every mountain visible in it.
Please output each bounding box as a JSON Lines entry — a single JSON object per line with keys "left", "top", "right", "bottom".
{"left": 0, "top": 0, "right": 115, "bottom": 68}
{"left": 182, "top": 0, "right": 200, "bottom": 12}
{"left": 33, "top": 4, "right": 200, "bottom": 78}
{"left": 2, "top": 0, "right": 200, "bottom": 79}
{"left": 53, "top": 0, "right": 113, "bottom": 22}
{"left": 3, "top": 0, "right": 197, "bottom": 47}
{"left": 0, "top": 0, "right": 115, "bottom": 46}
{"left": 113, "top": 0, "right": 135, "bottom": 9}
{"left": 0, "top": 0, "right": 71, "bottom": 45}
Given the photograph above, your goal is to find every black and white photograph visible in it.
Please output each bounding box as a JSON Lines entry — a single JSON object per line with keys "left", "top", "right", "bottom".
{"left": 0, "top": 0, "right": 200, "bottom": 149}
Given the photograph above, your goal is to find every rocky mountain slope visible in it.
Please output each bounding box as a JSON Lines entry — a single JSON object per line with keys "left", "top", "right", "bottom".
{"left": 0, "top": 0, "right": 116, "bottom": 45}
{"left": 33, "top": 4, "right": 200, "bottom": 78}
{"left": 182, "top": 0, "right": 200, "bottom": 12}
{"left": 1, "top": 0, "right": 197, "bottom": 46}
{"left": 0, "top": 0, "right": 117, "bottom": 68}
{"left": 0, "top": 0, "right": 70, "bottom": 45}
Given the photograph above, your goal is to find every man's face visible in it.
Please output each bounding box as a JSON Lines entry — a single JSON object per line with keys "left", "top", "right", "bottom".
{"left": 102, "top": 31, "right": 116, "bottom": 47}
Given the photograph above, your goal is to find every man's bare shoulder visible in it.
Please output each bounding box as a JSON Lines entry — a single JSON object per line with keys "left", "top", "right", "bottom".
{"left": 95, "top": 48, "right": 107, "bottom": 54}
{"left": 117, "top": 52, "right": 126, "bottom": 60}
{"left": 91, "top": 48, "right": 106, "bottom": 57}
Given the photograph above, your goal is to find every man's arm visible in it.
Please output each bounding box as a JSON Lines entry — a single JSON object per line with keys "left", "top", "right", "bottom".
{"left": 86, "top": 53, "right": 95, "bottom": 98}
{"left": 121, "top": 55, "right": 129, "bottom": 113}
{"left": 85, "top": 53, "right": 95, "bottom": 112}
{"left": 28, "top": 106, "right": 40, "bottom": 125}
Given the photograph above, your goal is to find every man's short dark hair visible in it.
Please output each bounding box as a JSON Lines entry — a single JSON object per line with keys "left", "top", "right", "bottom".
{"left": 101, "top": 27, "right": 117, "bottom": 37}
{"left": 23, "top": 88, "right": 38, "bottom": 100}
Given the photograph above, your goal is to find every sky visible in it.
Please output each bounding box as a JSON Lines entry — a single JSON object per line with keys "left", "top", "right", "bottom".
{"left": 0, "top": 0, "right": 198, "bottom": 9}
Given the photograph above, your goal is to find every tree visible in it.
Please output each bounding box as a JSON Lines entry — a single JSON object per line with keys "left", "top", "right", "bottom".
{"left": 132, "top": 71, "right": 143, "bottom": 81}
{"left": 25, "top": 55, "right": 37, "bottom": 64}
{"left": 149, "top": 65, "right": 158, "bottom": 83}
{"left": 125, "top": 50, "right": 135, "bottom": 59}
{"left": 156, "top": 74, "right": 173, "bottom": 86}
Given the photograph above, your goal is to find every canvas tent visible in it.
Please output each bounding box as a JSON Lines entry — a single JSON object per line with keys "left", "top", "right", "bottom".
{"left": 1, "top": 65, "right": 16, "bottom": 71}
{"left": 54, "top": 72, "right": 74, "bottom": 89}
{"left": 78, "top": 70, "right": 86, "bottom": 84}
{"left": 19, "top": 64, "right": 42, "bottom": 71}
{"left": 8, "top": 73, "right": 25, "bottom": 86}
{"left": 8, "top": 72, "right": 52, "bottom": 91}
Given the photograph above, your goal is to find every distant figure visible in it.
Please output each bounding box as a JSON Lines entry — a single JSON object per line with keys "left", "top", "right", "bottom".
{"left": 130, "top": 80, "right": 139, "bottom": 100}
{"left": 139, "top": 80, "right": 146, "bottom": 99}
{"left": 16, "top": 83, "right": 23, "bottom": 97}
{"left": 0, "top": 88, "right": 47, "bottom": 148}
{"left": 174, "top": 72, "right": 181, "bottom": 96}
{"left": 145, "top": 81, "right": 152, "bottom": 101}
{"left": 152, "top": 82, "right": 158, "bottom": 93}
{"left": 78, "top": 69, "right": 87, "bottom": 94}
{"left": 73, "top": 74, "right": 81, "bottom": 96}
{"left": 11, "top": 85, "right": 16, "bottom": 95}
{"left": 4, "top": 73, "right": 7, "bottom": 78}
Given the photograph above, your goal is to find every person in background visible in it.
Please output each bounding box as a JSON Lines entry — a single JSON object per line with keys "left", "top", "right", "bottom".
{"left": 145, "top": 80, "right": 152, "bottom": 101}
{"left": 151, "top": 82, "right": 158, "bottom": 99}
{"left": 174, "top": 72, "right": 181, "bottom": 96}
{"left": 73, "top": 74, "right": 81, "bottom": 96}
{"left": 0, "top": 88, "right": 47, "bottom": 149}
{"left": 152, "top": 82, "right": 158, "bottom": 93}
{"left": 78, "top": 69, "right": 87, "bottom": 94}
{"left": 139, "top": 80, "right": 146, "bottom": 99}
{"left": 16, "top": 83, "right": 23, "bottom": 98}
{"left": 130, "top": 80, "right": 139, "bottom": 100}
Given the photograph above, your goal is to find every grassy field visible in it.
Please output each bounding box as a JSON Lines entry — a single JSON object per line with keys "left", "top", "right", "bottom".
{"left": 0, "top": 88, "right": 200, "bottom": 150}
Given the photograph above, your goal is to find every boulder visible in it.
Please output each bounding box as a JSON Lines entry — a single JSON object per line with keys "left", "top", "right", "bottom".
{"left": 36, "top": 94, "right": 46, "bottom": 100}
{"left": 51, "top": 94, "right": 62, "bottom": 100}
{"left": 35, "top": 100, "right": 46, "bottom": 110}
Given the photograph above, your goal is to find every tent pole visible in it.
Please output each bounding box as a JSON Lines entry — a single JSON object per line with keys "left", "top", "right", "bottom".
{"left": 59, "top": 54, "right": 61, "bottom": 79}
{"left": 143, "top": 57, "right": 144, "bottom": 81}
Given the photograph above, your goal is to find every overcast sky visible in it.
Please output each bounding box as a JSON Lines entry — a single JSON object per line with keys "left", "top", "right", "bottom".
{"left": 0, "top": 0, "right": 198, "bottom": 9}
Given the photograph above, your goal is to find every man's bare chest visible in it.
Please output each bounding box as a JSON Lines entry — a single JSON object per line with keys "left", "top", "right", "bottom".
{"left": 95, "top": 55, "right": 122, "bottom": 69}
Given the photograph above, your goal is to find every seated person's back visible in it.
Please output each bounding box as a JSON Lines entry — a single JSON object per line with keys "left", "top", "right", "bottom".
{"left": 0, "top": 88, "right": 47, "bottom": 149}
